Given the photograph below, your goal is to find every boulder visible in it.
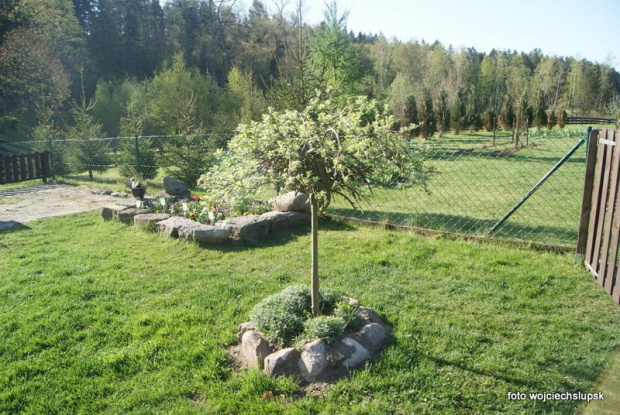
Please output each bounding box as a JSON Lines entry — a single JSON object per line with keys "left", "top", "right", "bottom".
{"left": 264, "top": 348, "right": 301, "bottom": 377}
{"left": 237, "top": 322, "right": 256, "bottom": 342}
{"left": 341, "top": 337, "right": 370, "bottom": 369}
{"left": 260, "top": 211, "right": 310, "bottom": 232}
{"left": 358, "top": 306, "right": 383, "bottom": 325}
{"left": 101, "top": 205, "right": 128, "bottom": 221}
{"left": 241, "top": 331, "right": 273, "bottom": 369}
{"left": 179, "top": 222, "right": 231, "bottom": 245}
{"left": 163, "top": 176, "right": 191, "bottom": 200}
{"left": 216, "top": 215, "right": 271, "bottom": 244}
{"left": 156, "top": 216, "right": 196, "bottom": 238}
{"left": 324, "top": 338, "right": 357, "bottom": 368}
{"left": 274, "top": 192, "right": 310, "bottom": 212}
{"left": 299, "top": 339, "right": 328, "bottom": 382}
{"left": 357, "top": 323, "right": 387, "bottom": 353}
{"left": 117, "top": 208, "right": 153, "bottom": 225}
{"left": 133, "top": 213, "right": 171, "bottom": 227}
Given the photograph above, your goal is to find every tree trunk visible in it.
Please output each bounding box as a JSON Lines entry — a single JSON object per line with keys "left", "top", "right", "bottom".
{"left": 310, "top": 194, "right": 320, "bottom": 315}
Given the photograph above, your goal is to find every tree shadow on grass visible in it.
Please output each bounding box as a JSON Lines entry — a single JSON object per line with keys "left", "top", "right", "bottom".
{"left": 327, "top": 209, "right": 576, "bottom": 248}
{"left": 0, "top": 221, "right": 31, "bottom": 234}
{"left": 194, "top": 217, "right": 358, "bottom": 252}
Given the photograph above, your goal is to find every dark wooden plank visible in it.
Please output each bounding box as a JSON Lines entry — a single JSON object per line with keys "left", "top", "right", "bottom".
{"left": 577, "top": 128, "right": 600, "bottom": 256}
{"left": 585, "top": 130, "right": 607, "bottom": 271}
{"left": 585, "top": 130, "right": 604, "bottom": 267}
{"left": 33, "top": 152, "right": 41, "bottom": 179}
{"left": 598, "top": 130, "right": 620, "bottom": 287}
{"left": 591, "top": 136, "right": 614, "bottom": 276}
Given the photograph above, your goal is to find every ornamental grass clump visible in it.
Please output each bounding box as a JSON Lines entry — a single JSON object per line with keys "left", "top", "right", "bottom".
{"left": 249, "top": 285, "right": 361, "bottom": 348}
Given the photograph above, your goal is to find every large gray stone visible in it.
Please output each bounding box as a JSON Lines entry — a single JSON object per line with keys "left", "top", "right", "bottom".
{"left": 324, "top": 338, "right": 357, "bottom": 368}
{"left": 341, "top": 337, "right": 370, "bottom": 369}
{"left": 156, "top": 216, "right": 196, "bottom": 238}
{"left": 357, "top": 323, "right": 387, "bottom": 353}
{"left": 101, "top": 205, "right": 128, "bottom": 221}
{"left": 163, "top": 176, "right": 191, "bottom": 200}
{"left": 117, "top": 208, "right": 153, "bottom": 225}
{"left": 241, "top": 331, "right": 273, "bottom": 369}
{"left": 178, "top": 222, "right": 231, "bottom": 245}
{"left": 237, "top": 322, "right": 256, "bottom": 342}
{"left": 216, "top": 215, "right": 271, "bottom": 243}
{"left": 274, "top": 192, "right": 310, "bottom": 212}
{"left": 260, "top": 211, "right": 310, "bottom": 232}
{"left": 133, "top": 213, "right": 171, "bottom": 227}
{"left": 299, "top": 339, "right": 328, "bottom": 382}
{"left": 192, "top": 225, "right": 231, "bottom": 245}
{"left": 263, "top": 348, "right": 301, "bottom": 377}
{"left": 358, "top": 306, "right": 383, "bottom": 324}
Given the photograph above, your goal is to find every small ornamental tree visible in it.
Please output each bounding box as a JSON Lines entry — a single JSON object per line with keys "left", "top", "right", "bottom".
{"left": 201, "top": 92, "right": 427, "bottom": 315}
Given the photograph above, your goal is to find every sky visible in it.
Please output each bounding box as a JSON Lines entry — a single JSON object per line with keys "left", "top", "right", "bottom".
{"left": 231, "top": 0, "right": 620, "bottom": 70}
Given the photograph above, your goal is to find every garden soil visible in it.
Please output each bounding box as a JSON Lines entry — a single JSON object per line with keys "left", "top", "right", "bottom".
{"left": 0, "top": 184, "right": 128, "bottom": 230}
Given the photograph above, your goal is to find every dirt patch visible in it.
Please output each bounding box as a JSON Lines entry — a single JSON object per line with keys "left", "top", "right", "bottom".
{"left": 0, "top": 184, "right": 132, "bottom": 229}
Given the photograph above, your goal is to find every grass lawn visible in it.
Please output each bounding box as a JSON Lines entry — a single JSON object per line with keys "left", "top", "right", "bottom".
{"left": 1, "top": 212, "right": 619, "bottom": 414}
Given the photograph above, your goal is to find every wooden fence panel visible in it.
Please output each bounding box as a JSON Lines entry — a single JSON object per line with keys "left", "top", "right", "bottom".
{"left": 0, "top": 151, "right": 52, "bottom": 184}
{"left": 583, "top": 128, "right": 620, "bottom": 303}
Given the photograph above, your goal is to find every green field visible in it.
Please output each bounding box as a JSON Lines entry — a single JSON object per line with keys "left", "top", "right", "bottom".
{"left": 1, "top": 212, "right": 619, "bottom": 414}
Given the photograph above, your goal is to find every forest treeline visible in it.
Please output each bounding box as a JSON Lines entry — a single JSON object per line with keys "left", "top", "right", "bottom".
{"left": 1, "top": 0, "right": 619, "bottom": 142}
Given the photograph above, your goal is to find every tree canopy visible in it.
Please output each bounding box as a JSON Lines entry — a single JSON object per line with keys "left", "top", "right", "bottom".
{"left": 201, "top": 92, "right": 427, "bottom": 314}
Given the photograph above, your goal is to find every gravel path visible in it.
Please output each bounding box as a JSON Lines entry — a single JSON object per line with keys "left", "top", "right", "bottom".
{"left": 0, "top": 184, "right": 129, "bottom": 230}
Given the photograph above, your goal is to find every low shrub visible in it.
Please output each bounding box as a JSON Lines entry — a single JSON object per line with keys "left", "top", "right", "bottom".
{"left": 249, "top": 286, "right": 361, "bottom": 347}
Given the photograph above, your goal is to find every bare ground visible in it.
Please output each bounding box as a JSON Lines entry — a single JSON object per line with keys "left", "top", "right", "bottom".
{"left": 0, "top": 184, "right": 130, "bottom": 229}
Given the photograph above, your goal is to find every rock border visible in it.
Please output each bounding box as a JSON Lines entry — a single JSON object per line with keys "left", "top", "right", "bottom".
{"left": 232, "top": 299, "right": 391, "bottom": 383}
{"left": 102, "top": 202, "right": 311, "bottom": 246}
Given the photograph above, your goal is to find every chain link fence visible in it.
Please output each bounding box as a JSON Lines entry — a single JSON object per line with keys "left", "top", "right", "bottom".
{"left": 327, "top": 129, "right": 589, "bottom": 249}
{"left": 21, "top": 129, "right": 588, "bottom": 249}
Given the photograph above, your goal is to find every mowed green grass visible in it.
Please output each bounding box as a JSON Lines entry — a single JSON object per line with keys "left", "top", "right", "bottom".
{"left": 1, "top": 212, "right": 619, "bottom": 414}
{"left": 328, "top": 128, "right": 591, "bottom": 247}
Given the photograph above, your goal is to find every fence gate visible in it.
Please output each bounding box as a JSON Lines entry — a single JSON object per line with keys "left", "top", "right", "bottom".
{"left": 579, "top": 128, "right": 620, "bottom": 303}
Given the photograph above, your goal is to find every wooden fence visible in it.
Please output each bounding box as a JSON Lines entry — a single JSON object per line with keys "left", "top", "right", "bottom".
{"left": 0, "top": 151, "right": 53, "bottom": 185}
{"left": 567, "top": 117, "right": 617, "bottom": 125}
{"left": 578, "top": 128, "right": 620, "bottom": 303}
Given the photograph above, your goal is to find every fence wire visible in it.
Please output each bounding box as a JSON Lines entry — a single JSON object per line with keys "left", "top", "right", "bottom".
{"left": 22, "top": 129, "right": 588, "bottom": 248}
{"left": 327, "top": 129, "right": 588, "bottom": 248}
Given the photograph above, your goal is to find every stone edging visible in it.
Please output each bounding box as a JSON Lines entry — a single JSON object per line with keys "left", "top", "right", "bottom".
{"left": 233, "top": 300, "right": 391, "bottom": 383}
{"left": 101, "top": 203, "right": 311, "bottom": 245}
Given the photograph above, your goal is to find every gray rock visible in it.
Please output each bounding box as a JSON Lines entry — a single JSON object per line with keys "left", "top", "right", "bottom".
{"left": 274, "top": 192, "right": 310, "bottom": 212}
{"left": 237, "top": 322, "right": 256, "bottom": 342}
{"left": 156, "top": 216, "right": 196, "bottom": 238}
{"left": 242, "top": 331, "right": 273, "bottom": 369}
{"left": 260, "top": 211, "right": 310, "bottom": 232}
{"left": 133, "top": 213, "right": 171, "bottom": 227}
{"left": 101, "top": 189, "right": 113, "bottom": 195}
{"left": 358, "top": 323, "right": 387, "bottom": 353}
{"left": 264, "top": 348, "right": 301, "bottom": 377}
{"left": 163, "top": 176, "right": 191, "bottom": 200}
{"left": 193, "top": 225, "right": 231, "bottom": 245}
{"left": 324, "top": 338, "right": 356, "bottom": 368}
{"left": 110, "top": 192, "right": 127, "bottom": 198}
{"left": 101, "top": 205, "right": 128, "bottom": 221}
{"left": 299, "top": 339, "right": 328, "bottom": 382}
{"left": 358, "top": 306, "right": 383, "bottom": 324}
{"left": 179, "top": 222, "right": 231, "bottom": 245}
{"left": 216, "top": 215, "right": 271, "bottom": 243}
{"left": 341, "top": 337, "right": 370, "bottom": 369}
{"left": 117, "top": 208, "right": 153, "bottom": 225}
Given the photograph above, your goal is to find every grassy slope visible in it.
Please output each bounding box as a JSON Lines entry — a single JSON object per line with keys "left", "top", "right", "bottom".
{"left": 0, "top": 212, "right": 619, "bottom": 414}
